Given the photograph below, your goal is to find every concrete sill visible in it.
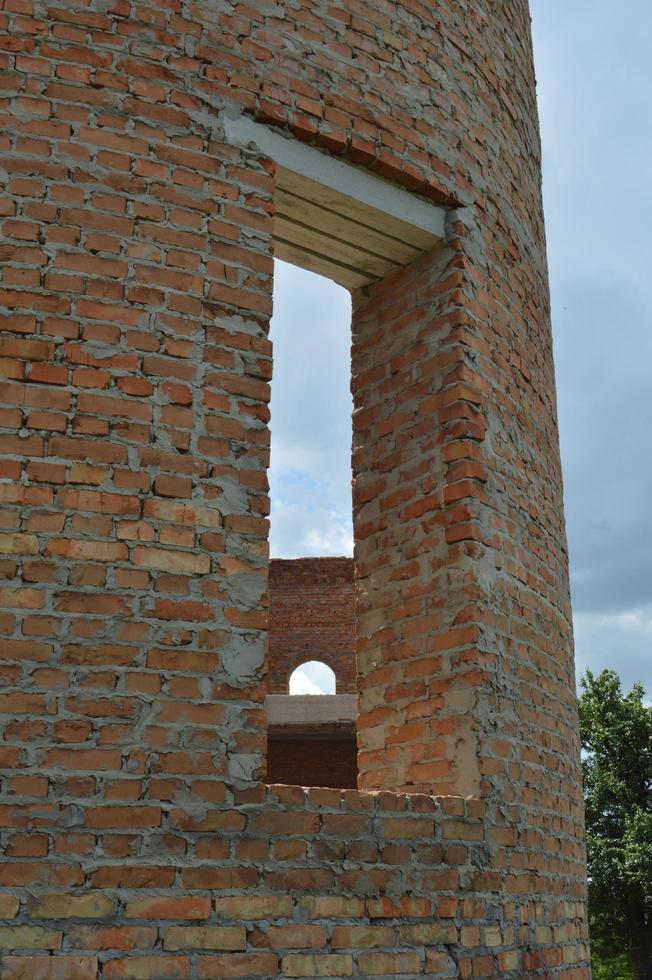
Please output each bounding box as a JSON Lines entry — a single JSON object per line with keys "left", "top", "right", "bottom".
{"left": 265, "top": 694, "right": 357, "bottom": 738}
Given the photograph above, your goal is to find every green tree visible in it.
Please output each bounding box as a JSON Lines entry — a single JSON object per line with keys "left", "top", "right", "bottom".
{"left": 591, "top": 950, "right": 633, "bottom": 980}
{"left": 579, "top": 670, "right": 652, "bottom": 980}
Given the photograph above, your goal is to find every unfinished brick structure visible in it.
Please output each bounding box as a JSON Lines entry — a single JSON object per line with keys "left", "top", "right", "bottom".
{"left": 0, "top": 0, "right": 590, "bottom": 977}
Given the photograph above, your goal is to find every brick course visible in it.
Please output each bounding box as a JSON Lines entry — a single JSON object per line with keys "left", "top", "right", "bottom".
{"left": 0, "top": 0, "right": 589, "bottom": 976}
{"left": 0, "top": 788, "right": 588, "bottom": 977}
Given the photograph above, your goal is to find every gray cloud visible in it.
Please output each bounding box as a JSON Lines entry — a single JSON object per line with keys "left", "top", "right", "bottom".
{"left": 532, "top": 0, "right": 652, "bottom": 692}
{"left": 574, "top": 608, "right": 652, "bottom": 696}
{"left": 554, "top": 276, "right": 652, "bottom": 614}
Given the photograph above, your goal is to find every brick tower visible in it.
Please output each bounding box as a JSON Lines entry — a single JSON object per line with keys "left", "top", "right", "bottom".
{"left": 0, "top": 1, "right": 590, "bottom": 977}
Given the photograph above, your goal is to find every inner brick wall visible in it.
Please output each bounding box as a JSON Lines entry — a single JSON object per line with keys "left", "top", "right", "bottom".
{"left": 0, "top": 0, "right": 590, "bottom": 977}
{"left": 267, "top": 557, "right": 356, "bottom": 695}
{"left": 266, "top": 738, "right": 358, "bottom": 790}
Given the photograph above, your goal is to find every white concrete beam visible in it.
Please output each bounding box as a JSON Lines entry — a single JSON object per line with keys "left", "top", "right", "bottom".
{"left": 224, "top": 116, "right": 446, "bottom": 238}
{"left": 265, "top": 694, "right": 357, "bottom": 730}
{"left": 224, "top": 115, "right": 446, "bottom": 288}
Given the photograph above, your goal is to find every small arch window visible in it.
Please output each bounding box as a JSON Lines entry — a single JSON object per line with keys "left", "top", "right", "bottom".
{"left": 289, "top": 661, "right": 336, "bottom": 695}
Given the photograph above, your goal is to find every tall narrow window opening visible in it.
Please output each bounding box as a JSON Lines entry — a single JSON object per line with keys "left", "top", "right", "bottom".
{"left": 264, "top": 261, "right": 357, "bottom": 789}
{"left": 240, "top": 124, "right": 446, "bottom": 792}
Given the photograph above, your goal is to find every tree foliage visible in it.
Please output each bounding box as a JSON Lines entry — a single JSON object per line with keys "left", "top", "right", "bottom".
{"left": 579, "top": 670, "right": 652, "bottom": 979}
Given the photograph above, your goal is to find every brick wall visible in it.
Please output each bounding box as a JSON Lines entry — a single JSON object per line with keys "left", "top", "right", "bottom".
{"left": 0, "top": 786, "right": 587, "bottom": 978}
{"left": 0, "top": 0, "right": 590, "bottom": 976}
{"left": 268, "top": 558, "right": 356, "bottom": 694}
{"left": 266, "top": 736, "right": 358, "bottom": 789}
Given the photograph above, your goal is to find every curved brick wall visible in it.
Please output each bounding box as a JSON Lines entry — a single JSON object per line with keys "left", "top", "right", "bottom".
{"left": 0, "top": 1, "right": 589, "bottom": 977}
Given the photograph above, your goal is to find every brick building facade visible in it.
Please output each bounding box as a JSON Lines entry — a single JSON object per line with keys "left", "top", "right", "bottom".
{"left": 0, "top": 0, "right": 590, "bottom": 977}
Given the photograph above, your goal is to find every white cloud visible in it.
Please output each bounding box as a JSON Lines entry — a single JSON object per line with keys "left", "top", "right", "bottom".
{"left": 269, "top": 495, "right": 353, "bottom": 558}
{"left": 289, "top": 661, "right": 336, "bottom": 695}
{"left": 269, "top": 261, "right": 353, "bottom": 558}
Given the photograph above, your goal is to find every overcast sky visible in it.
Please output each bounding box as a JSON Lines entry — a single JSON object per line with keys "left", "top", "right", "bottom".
{"left": 269, "top": 0, "right": 652, "bottom": 696}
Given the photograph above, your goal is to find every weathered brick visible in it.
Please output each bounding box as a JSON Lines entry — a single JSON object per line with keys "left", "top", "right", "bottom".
{"left": 29, "top": 894, "right": 115, "bottom": 919}
{"left": 197, "top": 954, "right": 280, "bottom": 978}
{"left": 281, "top": 954, "right": 353, "bottom": 977}
{"left": 68, "top": 925, "right": 157, "bottom": 951}
{"left": 45, "top": 539, "right": 127, "bottom": 562}
{"left": 0, "top": 533, "right": 39, "bottom": 556}
{"left": 164, "top": 926, "right": 246, "bottom": 951}
{"left": 1, "top": 956, "right": 98, "bottom": 979}
{"left": 400, "top": 923, "right": 457, "bottom": 945}
{"left": 0, "top": 926, "right": 62, "bottom": 949}
{"left": 0, "top": 894, "right": 20, "bottom": 918}
{"left": 298, "top": 896, "right": 364, "bottom": 919}
{"left": 331, "top": 925, "right": 395, "bottom": 948}
{"left": 262, "top": 925, "right": 327, "bottom": 949}
{"left": 133, "top": 546, "right": 210, "bottom": 575}
{"left": 215, "top": 896, "right": 293, "bottom": 920}
{"left": 357, "top": 951, "right": 421, "bottom": 975}
{"left": 103, "top": 956, "right": 190, "bottom": 979}
{"left": 425, "top": 951, "right": 452, "bottom": 974}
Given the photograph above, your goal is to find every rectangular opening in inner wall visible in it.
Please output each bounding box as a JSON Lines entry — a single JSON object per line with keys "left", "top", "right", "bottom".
{"left": 264, "top": 259, "right": 358, "bottom": 789}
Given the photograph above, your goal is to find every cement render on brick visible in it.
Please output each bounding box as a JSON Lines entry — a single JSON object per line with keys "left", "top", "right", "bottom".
{"left": 0, "top": 0, "right": 590, "bottom": 976}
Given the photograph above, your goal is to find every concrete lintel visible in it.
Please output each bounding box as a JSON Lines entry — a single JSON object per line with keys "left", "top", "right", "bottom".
{"left": 265, "top": 694, "right": 357, "bottom": 731}
{"left": 224, "top": 115, "right": 446, "bottom": 240}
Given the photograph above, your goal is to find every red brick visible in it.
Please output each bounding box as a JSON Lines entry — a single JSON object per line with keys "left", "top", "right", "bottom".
{"left": 125, "top": 897, "right": 211, "bottom": 920}
{"left": 85, "top": 807, "right": 161, "bottom": 829}
{"left": 28, "top": 364, "right": 68, "bottom": 385}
